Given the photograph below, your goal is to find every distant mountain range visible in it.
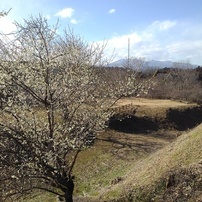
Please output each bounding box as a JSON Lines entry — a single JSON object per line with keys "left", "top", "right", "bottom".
{"left": 108, "top": 59, "right": 198, "bottom": 69}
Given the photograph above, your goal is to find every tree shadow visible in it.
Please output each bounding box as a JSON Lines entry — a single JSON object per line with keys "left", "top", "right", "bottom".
{"left": 104, "top": 106, "right": 202, "bottom": 159}
{"left": 166, "top": 106, "right": 202, "bottom": 130}
{"left": 97, "top": 133, "right": 164, "bottom": 160}
{"left": 108, "top": 115, "right": 159, "bottom": 134}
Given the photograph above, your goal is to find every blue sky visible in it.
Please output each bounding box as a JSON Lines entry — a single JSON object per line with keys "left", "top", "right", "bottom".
{"left": 1, "top": 0, "right": 202, "bottom": 65}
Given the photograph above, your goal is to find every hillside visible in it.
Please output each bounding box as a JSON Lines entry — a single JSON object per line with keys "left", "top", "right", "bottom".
{"left": 97, "top": 123, "right": 202, "bottom": 202}
{"left": 72, "top": 98, "right": 202, "bottom": 202}
{"left": 17, "top": 99, "right": 202, "bottom": 202}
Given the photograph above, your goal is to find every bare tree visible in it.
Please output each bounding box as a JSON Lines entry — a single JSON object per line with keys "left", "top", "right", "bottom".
{"left": 0, "top": 9, "right": 12, "bottom": 18}
{"left": 149, "top": 60, "right": 201, "bottom": 102}
{"left": 0, "top": 15, "right": 147, "bottom": 202}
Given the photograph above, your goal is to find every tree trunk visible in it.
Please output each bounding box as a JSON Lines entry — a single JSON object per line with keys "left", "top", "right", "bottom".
{"left": 64, "top": 178, "right": 74, "bottom": 202}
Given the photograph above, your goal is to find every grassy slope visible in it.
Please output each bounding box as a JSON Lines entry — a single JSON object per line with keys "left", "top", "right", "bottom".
{"left": 98, "top": 124, "right": 202, "bottom": 202}
{"left": 73, "top": 128, "right": 177, "bottom": 196}
{"left": 20, "top": 123, "right": 201, "bottom": 202}
{"left": 17, "top": 99, "right": 202, "bottom": 202}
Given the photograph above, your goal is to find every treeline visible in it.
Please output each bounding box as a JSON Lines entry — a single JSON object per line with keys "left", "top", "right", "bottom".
{"left": 106, "top": 66, "right": 202, "bottom": 104}
{"left": 148, "top": 66, "right": 202, "bottom": 103}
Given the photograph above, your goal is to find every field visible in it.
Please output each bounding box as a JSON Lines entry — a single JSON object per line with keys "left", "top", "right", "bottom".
{"left": 114, "top": 98, "right": 197, "bottom": 118}
{"left": 19, "top": 98, "right": 202, "bottom": 202}
{"left": 115, "top": 97, "right": 197, "bottom": 107}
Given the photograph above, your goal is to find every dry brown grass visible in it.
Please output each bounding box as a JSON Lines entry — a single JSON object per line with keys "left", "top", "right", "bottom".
{"left": 98, "top": 124, "right": 202, "bottom": 201}
{"left": 114, "top": 98, "right": 198, "bottom": 118}
{"left": 115, "top": 98, "right": 197, "bottom": 108}
{"left": 13, "top": 98, "right": 201, "bottom": 202}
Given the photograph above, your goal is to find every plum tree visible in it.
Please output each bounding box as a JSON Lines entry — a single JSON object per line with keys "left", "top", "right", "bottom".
{"left": 0, "top": 15, "right": 147, "bottom": 202}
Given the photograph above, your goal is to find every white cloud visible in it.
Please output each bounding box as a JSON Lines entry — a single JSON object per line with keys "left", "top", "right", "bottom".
{"left": 55, "top": 8, "right": 74, "bottom": 18}
{"left": 108, "top": 9, "right": 116, "bottom": 14}
{"left": 99, "top": 20, "right": 202, "bottom": 65}
{"left": 166, "top": 40, "right": 202, "bottom": 62}
{"left": 45, "top": 15, "right": 51, "bottom": 20}
{"left": 150, "top": 20, "right": 177, "bottom": 31}
{"left": 70, "top": 19, "right": 78, "bottom": 24}
{"left": 0, "top": 17, "right": 16, "bottom": 42}
{"left": 108, "top": 33, "right": 142, "bottom": 49}
{"left": 100, "top": 32, "right": 142, "bottom": 60}
{"left": 0, "top": 17, "right": 16, "bottom": 34}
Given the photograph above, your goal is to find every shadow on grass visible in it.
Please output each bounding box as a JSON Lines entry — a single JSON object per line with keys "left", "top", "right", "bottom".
{"left": 108, "top": 115, "right": 159, "bottom": 134}
{"left": 97, "top": 135, "right": 163, "bottom": 155}
{"left": 108, "top": 106, "right": 202, "bottom": 133}
{"left": 166, "top": 106, "right": 202, "bottom": 130}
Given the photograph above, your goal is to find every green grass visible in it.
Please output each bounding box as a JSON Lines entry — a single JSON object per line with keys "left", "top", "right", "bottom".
{"left": 72, "top": 129, "right": 172, "bottom": 198}
{"left": 19, "top": 192, "right": 56, "bottom": 202}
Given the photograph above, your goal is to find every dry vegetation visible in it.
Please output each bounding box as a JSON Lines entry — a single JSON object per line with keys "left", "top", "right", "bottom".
{"left": 21, "top": 98, "right": 202, "bottom": 202}
{"left": 146, "top": 66, "right": 202, "bottom": 104}
{"left": 72, "top": 99, "right": 202, "bottom": 202}
{"left": 99, "top": 123, "right": 202, "bottom": 202}
{"left": 114, "top": 98, "right": 198, "bottom": 118}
